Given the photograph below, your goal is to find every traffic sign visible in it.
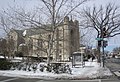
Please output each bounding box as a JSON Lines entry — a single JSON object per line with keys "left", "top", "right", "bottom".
{"left": 96, "top": 38, "right": 103, "bottom": 41}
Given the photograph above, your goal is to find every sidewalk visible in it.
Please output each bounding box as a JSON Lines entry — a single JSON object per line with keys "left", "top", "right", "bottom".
{"left": 0, "top": 61, "right": 113, "bottom": 80}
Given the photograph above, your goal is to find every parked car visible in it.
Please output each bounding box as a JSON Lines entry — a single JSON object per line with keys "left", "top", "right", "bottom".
{"left": 115, "top": 54, "right": 120, "bottom": 59}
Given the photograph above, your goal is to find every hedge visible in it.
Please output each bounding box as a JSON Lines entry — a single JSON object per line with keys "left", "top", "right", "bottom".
{"left": 0, "top": 59, "right": 12, "bottom": 70}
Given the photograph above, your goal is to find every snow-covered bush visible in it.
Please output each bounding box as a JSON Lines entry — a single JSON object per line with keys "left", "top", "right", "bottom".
{"left": 10, "top": 61, "right": 72, "bottom": 74}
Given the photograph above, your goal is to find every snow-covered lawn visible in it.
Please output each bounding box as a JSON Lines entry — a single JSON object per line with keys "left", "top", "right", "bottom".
{"left": 0, "top": 61, "right": 113, "bottom": 80}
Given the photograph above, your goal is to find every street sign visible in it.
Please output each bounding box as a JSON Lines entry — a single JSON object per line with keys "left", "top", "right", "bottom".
{"left": 96, "top": 38, "right": 103, "bottom": 41}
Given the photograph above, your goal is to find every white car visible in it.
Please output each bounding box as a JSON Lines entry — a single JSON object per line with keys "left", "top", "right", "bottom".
{"left": 115, "top": 55, "right": 120, "bottom": 58}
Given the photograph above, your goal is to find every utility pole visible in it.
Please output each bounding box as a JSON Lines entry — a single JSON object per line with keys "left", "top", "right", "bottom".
{"left": 102, "top": 40, "right": 105, "bottom": 67}
{"left": 96, "top": 27, "right": 108, "bottom": 67}
{"left": 101, "top": 27, "right": 104, "bottom": 67}
{"left": 101, "top": 27, "right": 108, "bottom": 67}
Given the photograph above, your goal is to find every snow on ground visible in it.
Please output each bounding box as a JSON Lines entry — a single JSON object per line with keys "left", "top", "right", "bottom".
{"left": 0, "top": 61, "right": 113, "bottom": 80}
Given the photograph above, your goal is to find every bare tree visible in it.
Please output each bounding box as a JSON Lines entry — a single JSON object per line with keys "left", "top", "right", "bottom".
{"left": 81, "top": 3, "right": 120, "bottom": 62}
{"left": 7, "top": 37, "right": 15, "bottom": 58}
{"left": 0, "top": 15, "right": 10, "bottom": 35}
{"left": 2, "top": 0, "right": 90, "bottom": 64}
{"left": 0, "top": 38, "right": 7, "bottom": 59}
{"left": 80, "top": 27, "right": 96, "bottom": 47}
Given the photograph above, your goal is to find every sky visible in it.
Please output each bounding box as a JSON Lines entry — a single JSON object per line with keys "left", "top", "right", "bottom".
{"left": 0, "top": 0, "right": 120, "bottom": 51}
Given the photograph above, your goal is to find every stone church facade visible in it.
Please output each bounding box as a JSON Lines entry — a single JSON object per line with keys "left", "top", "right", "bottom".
{"left": 8, "top": 16, "right": 80, "bottom": 61}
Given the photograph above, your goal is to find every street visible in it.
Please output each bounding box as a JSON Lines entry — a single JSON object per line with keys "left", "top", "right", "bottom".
{"left": 0, "top": 76, "right": 40, "bottom": 82}
{"left": 105, "top": 58, "right": 120, "bottom": 79}
{"left": 0, "top": 76, "right": 119, "bottom": 82}
{"left": 106, "top": 58, "right": 120, "bottom": 72}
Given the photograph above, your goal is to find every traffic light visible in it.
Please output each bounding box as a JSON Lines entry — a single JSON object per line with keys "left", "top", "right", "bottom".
{"left": 98, "top": 40, "right": 101, "bottom": 47}
{"left": 103, "top": 27, "right": 107, "bottom": 38}
{"left": 103, "top": 40, "right": 108, "bottom": 47}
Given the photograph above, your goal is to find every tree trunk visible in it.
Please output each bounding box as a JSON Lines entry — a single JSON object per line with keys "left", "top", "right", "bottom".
{"left": 47, "top": 48, "right": 50, "bottom": 65}
{"left": 97, "top": 46, "right": 101, "bottom": 63}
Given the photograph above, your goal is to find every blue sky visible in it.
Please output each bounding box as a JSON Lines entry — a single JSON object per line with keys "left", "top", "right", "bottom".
{"left": 0, "top": 0, "right": 120, "bottom": 51}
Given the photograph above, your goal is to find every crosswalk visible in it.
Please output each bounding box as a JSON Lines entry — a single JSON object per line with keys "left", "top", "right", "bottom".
{"left": 114, "top": 71, "right": 120, "bottom": 77}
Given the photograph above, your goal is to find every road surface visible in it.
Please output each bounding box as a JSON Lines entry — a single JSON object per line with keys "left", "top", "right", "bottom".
{"left": 0, "top": 76, "right": 119, "bottom": 82}
{"left": 105, "top": 58, "right": 120, "bottom": 72}
{"left": 105, "top": 58, "right": 120, "bottom": 78}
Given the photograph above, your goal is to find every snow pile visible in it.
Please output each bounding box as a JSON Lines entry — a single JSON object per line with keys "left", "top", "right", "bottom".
{"left": 70, "top": 62, "right": 112, "bottom": 79}
{"left": 0, "top": 61, "right": 112, "bottom": 80}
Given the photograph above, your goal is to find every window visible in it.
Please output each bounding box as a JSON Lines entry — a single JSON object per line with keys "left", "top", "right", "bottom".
{"left": 59, "top": 49, "right": 62, "bottom": 53}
